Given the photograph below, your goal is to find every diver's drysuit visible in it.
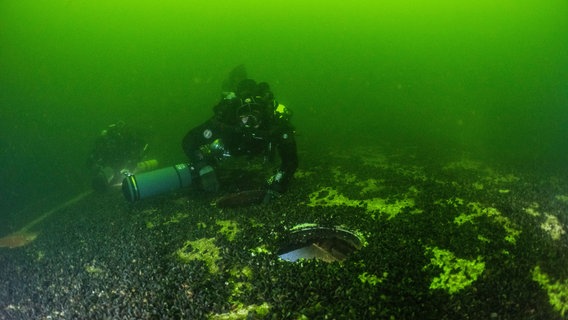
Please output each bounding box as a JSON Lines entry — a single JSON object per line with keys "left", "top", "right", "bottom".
{"left": 182, "top": 80, "right": 298, "bottom": 194}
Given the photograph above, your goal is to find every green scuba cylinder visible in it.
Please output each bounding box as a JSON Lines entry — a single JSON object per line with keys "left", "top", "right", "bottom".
{"left": 122, "top": 163, "right": 193, "bottom": 202}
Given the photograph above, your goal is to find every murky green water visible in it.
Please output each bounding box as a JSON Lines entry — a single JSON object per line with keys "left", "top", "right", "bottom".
{"left": 1, "top": 1, "right": 567, "bottom": 232}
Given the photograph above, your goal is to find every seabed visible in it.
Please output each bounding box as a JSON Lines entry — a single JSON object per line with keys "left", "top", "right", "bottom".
{"left": 1, "top": 145, "right": 567, "bottom": 319}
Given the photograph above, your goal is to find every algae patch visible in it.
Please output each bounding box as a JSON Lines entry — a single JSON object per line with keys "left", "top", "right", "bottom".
{"left": 307, "top": 186, "right": 417, "bottom": 220}
{"left": 176, "top": 237, "right": 221, "bottom": 274}
{"left": 164, "top": 212, "right": 189, "bottom": 225}
{"left": 424, "top": 246, "right": 485, "bottom": 295}
{"left": 532, "top": 265, "right": 568, "bottom": 317}
{"left": 227, "top": 266, "right": 255, "bottom": 310}
{"left": 451, "top": 201, "right": 521, "bottom": 244}
{"left": 307, "top": 187, "right": 360, "bottom": 208}
{"left": 540, "top": 214, "right": 566, "bottom": 241}
{"left": 365, "top": 197, "right": 416, "bottom": 220}
{"left": 209, "top": 302, "right": 270, "bottom": 319}
{"left": 523, "top": 203, "right": 541, "bottom": 217}
{"left": 143, "top": 208, "right": 188, "bottom": 229}
{"left": 216, "top": 220, "right": 239, "bottom": 241}
{"left": 522, "top": 203, "right": 565, "bottom": 240}
{"left": 359, "top": 271, "right": 388, "bottom": 286}
{"left": 84, "top": 259, "right": 105, "bottom": 277}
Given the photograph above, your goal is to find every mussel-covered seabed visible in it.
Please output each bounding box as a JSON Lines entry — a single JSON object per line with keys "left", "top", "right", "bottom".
{"left": 1, "top": 145, "right": 567, "bottom": 319}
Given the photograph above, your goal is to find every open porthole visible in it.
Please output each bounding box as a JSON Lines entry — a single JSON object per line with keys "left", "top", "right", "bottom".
{"left": 277, "top": 224, "right": 366, "bottom": 263}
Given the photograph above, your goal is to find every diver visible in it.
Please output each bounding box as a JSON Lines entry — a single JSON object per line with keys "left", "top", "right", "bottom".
{"left": 87, "top": 121, "right": 150, "bottom": 192}
{"left": 182, "top": 77, "right": 298, "bottom": 202}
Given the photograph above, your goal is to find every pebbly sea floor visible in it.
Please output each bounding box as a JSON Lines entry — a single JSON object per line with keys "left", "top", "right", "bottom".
{"left": 1, "top": 145, "right": 567, "bottom": 319}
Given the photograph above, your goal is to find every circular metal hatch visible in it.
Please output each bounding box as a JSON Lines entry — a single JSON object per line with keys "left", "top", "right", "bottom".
{"left": 277, "top": 224, "right": 366, "bottom": 262}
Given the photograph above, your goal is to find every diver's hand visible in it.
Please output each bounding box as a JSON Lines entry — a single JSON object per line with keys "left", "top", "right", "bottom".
{"left": 263, "top": 171, "right": 286, "bottom": 204}
{"left": 267, "top": 170, "right": 286, "bottom": 193}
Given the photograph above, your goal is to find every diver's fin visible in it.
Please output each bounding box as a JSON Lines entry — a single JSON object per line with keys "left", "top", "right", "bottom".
{"left": 222, "top": 64, "right": 247, "bottom": 92}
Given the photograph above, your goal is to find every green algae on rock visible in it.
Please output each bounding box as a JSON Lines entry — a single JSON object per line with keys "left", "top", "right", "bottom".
{"left": 532, "top": 265, "right": 568, "bottom": 317}
{"left": 424, "top": 246, "right": 485, "bottom": 295}
{"left": 176, "top": 237, "right": 221, "bottom": 274}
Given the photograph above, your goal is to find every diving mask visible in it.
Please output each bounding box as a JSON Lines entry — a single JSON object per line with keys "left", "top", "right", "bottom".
{"left": 237, "top": 97, "right": 264, "bottom": 129}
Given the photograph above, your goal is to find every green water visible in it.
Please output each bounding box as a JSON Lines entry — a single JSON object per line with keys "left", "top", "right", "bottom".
{"left": 1, "top": 0, "right": 567, "bottom": 228}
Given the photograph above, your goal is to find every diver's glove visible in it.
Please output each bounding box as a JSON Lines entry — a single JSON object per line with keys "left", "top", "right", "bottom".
{"left": 262, "top": 171, "right": 285, "bottom": 204}
{"left": 264, "top": 170, "right": 292, "bottom": 204}
{"left": 267, "top": 170, "right": 287, "bottom": 193}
